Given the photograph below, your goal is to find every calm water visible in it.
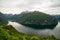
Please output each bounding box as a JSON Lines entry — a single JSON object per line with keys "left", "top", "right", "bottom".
{"left": 8, "top": 21, "right": 60, "bottom": 39}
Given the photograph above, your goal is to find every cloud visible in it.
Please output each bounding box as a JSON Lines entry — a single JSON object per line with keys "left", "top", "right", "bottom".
{"left": 0, "top": 0, "right": 60, "bottom": 15}
{"left": 50, "top": 0, "right": 60, "bottom": 7}
{"left": 0, "top": 8, "right": 25, "bottom": 14}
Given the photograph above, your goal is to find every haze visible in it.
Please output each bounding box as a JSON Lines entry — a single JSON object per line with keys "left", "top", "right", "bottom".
{"left": 0, "top": 0, "right": 60, "bottom": 15}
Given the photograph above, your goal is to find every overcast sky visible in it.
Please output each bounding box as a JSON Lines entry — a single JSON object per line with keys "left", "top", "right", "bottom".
{"left": 0, "top": 0, "right": 60, "bottom": 15}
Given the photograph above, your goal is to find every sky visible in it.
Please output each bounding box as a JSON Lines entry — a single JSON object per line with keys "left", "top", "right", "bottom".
{"left": 0, "top": 0, "right": 60, "bottom": 15}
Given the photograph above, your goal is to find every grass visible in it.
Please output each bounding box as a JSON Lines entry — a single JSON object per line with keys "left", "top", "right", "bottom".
{"left": 0, "top": 24, "right": 59, "bottom": 40}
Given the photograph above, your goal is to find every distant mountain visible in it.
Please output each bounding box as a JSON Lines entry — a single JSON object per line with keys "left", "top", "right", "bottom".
{"left": 4, "top": 14, "right": 14, "bottom": 21}
{"left": 0, "top": 12, "right": 8, "bottom": 24}
{"left": 54, "top": 15, "right": 60, "bottom": 22}
{"left": 0, "top": 12, "right": 18, "bottom": 24}
{"left": 10, "top": 14, "right": 20, "bottom": 22}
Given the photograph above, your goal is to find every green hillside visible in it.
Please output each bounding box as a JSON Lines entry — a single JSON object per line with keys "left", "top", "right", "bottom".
{"left": 18, "top": 11, "right": 58, "bottom": 25}
{"left": 0, "top": 24, "right": 59, "bottom": 40}
{"left": 0, "top": 12, "right": 8, "bottom": 24}
{"left": 14, "top": 11, "right": 58, "bottom": 29}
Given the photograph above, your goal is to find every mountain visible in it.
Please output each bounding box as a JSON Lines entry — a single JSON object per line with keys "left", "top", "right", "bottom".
{"left": 4, "top": 14, "right": 14, "bottom": 21}
{"left": 14, "top": 11, "right": 58, "bottom": 29}
{"left": 10, "top": 14, "right": 20, "bottom": 22}
{"left": 54, "top": 15, "right": 60, "bottom": 22}
{"left": 0, "top": 12, "right": 8, "bottom": 24}
{"left": 0, "top": 24, "right": 59, "bottom": 40}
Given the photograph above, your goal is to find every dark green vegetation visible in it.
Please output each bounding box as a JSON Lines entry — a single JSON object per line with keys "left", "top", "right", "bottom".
{"left": 14, "top": 11, "right": 58, "bottom": 29}
{"left": 0, "top": 12, "right": 8, "bottom": 24}
{"left": 0, "top": 25, "right": 59, "bottom": 40}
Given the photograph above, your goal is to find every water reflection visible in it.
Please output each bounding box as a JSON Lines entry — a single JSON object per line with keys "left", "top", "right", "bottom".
{"left": 8, "top": 21, "right": 60, "bottom": 39}
{"left": 53, "top": 22, "right": 60, "bottom": 39}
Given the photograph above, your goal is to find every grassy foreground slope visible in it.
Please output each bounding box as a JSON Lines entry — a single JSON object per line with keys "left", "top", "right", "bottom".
{"left": 0, "top": 25, "right": 59, "bottom": 40}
